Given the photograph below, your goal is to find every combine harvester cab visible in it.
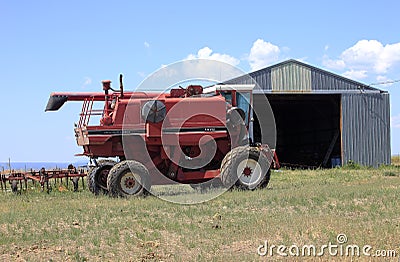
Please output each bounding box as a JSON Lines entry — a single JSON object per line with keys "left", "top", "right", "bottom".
{"left": 46, "top": 75, "right": 279, "bottom": 197}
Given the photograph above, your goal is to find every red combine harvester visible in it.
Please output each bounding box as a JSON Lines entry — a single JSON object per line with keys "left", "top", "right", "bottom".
{"left": 46, "top": 75, "right": 279, "bottom": 197}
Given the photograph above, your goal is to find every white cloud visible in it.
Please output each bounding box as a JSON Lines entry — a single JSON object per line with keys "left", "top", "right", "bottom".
{"left": 374, "top": 75, "right": 394, "bottom": 87}
{"left": 186, "top": 40, "right": 284, "bottom": 73}
{"left": 322, "top": 55, "right": 346, "bottom": 70}
{"left": 323, "top": 40, "right": 400, "bottom": 80}
{"left": 144, "top": 41, "right": 150, "bottom": 48}
{"left": 391, "top": 114, "right": 400, "bottom": 129}
{"left": 341, "top": 40, "right": 383, "bottom": 70}
{"left": 82, "top": 77, "right": 92, "bottom": 88}
{"left": 186, "top": 47, "right": 240, "bottom": 66}
{"left": 376, "top": 75, "right": 389, "bottom": 82}
{"left": 248, "top": 39, "right": 280, "bottom": 71}
{"left": 342, "top": 70, "right": 368, "bottom": 79}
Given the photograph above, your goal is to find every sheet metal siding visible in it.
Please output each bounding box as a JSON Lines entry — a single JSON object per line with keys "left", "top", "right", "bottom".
{"left": 341, "top": 93, "right": 391, "bottom": 167}
{"left": 251, "top": 70, "right": 272, "bottom": 91}
{"left": 271, "top": 63, "right": 311, "bottom": 92}
{"left": 311, "top": 70, "right": 362, "bottom": 91}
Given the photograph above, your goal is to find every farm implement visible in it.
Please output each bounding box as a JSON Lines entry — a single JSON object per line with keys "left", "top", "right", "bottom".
{"left": 46, "top": 75, "right": 279, "bottom": 197}
{"left": 1, "top": 167, "right": 87, "bottom": 193}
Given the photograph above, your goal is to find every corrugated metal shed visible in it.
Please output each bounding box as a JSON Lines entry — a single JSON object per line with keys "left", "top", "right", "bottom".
{"left": 227, "top": 59, "right": 391, "bottom": 167}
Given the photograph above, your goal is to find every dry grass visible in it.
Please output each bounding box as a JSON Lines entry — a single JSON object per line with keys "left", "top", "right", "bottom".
{"left": 392, "top": 155, "right": 400, "bottom": 166}
{"left": 0, "top": 165, "right": 399, "bottom": 261}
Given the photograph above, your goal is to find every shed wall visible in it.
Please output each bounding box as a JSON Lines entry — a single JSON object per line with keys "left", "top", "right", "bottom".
{"left": 341, "top": 93, "right": 391, "bottom": 167}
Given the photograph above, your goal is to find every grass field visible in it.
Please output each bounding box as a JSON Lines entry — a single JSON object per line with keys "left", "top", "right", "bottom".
{"left": 392, "top": 155, "right": 400, "bottom": 166}
{"left": 1, "top": 165, "right": 399, "bottom": 261}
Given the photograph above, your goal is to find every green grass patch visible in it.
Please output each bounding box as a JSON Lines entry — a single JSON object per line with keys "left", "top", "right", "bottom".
{"left": 1, "top": 166, "right": 399, "bottom": 261}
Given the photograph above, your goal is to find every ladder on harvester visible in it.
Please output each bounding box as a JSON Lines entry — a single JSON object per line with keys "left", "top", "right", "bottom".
{"left": 78, "top": 97, "right": 104, "bottom": 128}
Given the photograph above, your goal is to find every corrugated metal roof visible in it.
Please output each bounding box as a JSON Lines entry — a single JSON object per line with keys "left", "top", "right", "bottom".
{"left": 226, "top": 59, "right": 384, "bottom": 94}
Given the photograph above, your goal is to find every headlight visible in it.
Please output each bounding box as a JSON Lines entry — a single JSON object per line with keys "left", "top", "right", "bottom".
{"left": 141, "top": 100, "right": 166, "bottom": 123}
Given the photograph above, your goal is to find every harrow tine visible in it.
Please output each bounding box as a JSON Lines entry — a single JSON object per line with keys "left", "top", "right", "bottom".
{"left": 81, "top": 176, "right": 85, "bottom": 190}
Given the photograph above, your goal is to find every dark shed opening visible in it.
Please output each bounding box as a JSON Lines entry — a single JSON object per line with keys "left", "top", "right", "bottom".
{"left": 253, "top": 94, "right": 341, "bottom": 168}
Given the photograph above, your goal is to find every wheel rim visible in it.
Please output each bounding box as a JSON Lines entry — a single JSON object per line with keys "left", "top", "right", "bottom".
{"left": 120, "top": 171, "right": 142, "bottom": 195}
{"left": 237, "top": 158, "right": 263, "bottom": 188}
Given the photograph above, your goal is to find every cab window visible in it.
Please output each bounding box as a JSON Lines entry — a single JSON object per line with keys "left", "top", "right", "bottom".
{"left": 220, "top": 91, "right": 232, "bottom": 105}
{"left": 236, "top": 92, "right": 251, "bottom": 125}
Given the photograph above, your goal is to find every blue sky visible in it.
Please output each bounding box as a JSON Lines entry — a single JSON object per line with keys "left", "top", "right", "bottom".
{"left": 1, "top": 0, "right": 399, "bottom": 162}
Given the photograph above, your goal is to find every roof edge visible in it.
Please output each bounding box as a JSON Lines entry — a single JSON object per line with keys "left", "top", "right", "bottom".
{"left": 248, "top": 59, "right": 384, "bottom": 92}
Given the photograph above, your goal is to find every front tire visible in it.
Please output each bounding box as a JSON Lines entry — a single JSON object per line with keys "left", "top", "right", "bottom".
{"left": 87, "top": 160, "right": 116, "bottom": 195}
{"left": 107, "top": 160, "right": 151, "bottom": 197}
{"left": 220, "top": 146, "right": 271, "bottom": 190}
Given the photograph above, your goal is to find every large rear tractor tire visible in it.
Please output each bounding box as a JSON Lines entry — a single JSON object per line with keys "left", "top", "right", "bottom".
{"left": 107, "top": 160, "right": 151, "bottom": 197}
{"left": 220, "top": 146, "right": 271, "bottom": 190}
{"left": 87, "top": 160, "right": 116, "bottom": 195}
